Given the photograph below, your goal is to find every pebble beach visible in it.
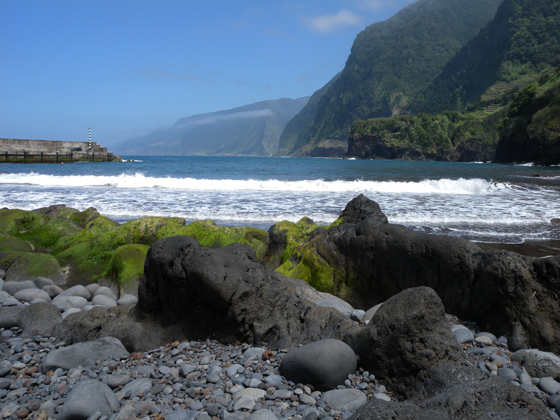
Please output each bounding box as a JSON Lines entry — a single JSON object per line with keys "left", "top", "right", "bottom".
{"left": 2, "top": 275, "right": 560, "bottom": 420}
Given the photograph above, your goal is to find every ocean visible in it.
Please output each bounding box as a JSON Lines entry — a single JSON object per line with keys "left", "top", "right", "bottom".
{"left": 0, "top": 156, "right": 559, "bottom": 245}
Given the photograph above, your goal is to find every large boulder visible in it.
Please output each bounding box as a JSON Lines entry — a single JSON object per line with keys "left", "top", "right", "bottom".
{"left": 41, "top": 336, "right": 129, "bottom": 373}
{"left": 278, "top": 194, "right": 560, "bottom": 352}
{"left": 344, "top": 287, "right": 463, "bottom": 396}
{"left": 136, "top": 236, "right": 357, "bottom": 349}
{"left": 16, "top": 302, "right": 62, "bottom": 338}
{"left": 279, "top": 339, "right": 357, "bottom": 391}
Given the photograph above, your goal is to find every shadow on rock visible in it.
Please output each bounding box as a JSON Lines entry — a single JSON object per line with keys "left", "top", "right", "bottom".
{"left": 55, "top": 236, "right": 357, "bottom": 351}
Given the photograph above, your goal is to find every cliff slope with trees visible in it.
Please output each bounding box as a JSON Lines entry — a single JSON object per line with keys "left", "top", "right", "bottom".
{"left": 276, "top": 0, "right": 502, "bottom": 157}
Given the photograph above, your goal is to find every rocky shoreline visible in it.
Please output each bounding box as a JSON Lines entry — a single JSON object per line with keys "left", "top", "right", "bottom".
{"left": 2, "top": 195, "right": 560, "bottom": 419}
{"left": 1, "top": 271, "right": 559, "bottom": 419}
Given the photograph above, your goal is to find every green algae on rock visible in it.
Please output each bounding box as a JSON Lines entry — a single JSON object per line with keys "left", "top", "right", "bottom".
{"left": 0, "top": 206, "right": 272, "bottom": 294}
{"left": 0, "top": 250, "right": 63, "bottom": 282}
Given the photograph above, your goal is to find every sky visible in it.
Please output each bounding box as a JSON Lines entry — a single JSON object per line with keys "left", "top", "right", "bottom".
{"left": 1, "top": 0, "right": 416, "bottom": 147}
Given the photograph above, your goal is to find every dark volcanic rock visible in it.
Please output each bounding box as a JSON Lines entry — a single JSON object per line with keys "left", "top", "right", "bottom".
{"left": 350, "top": 362, "right": 548, "bottom": 419}
{"left": 53, "top": 305, "right": 175, "bottom": 353}
{"left": 345, "top": 287, "right": 463, "bottom": 397}
{"left": 279, "top": 339, "right": 357, "bottom": 391}
{"left": 16, "top": 302, "right": 62, "bottom": 338}
{"left": 334, "top": 193, "right": 388, "bottom": 226}
{"left": 136, "top": 236, "right": 357, "bottom": 349}
{"left": 289, "top": 194, "right": 560, "bottom": 352}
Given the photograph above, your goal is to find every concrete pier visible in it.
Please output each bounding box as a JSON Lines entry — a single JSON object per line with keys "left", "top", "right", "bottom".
{"left": 0, "top": 138, "right": 120, "bottom": 163}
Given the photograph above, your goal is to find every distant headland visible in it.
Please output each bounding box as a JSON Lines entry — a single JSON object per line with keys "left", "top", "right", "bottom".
{"left": 0, "top": 138, "right": 121, "bottom": 163}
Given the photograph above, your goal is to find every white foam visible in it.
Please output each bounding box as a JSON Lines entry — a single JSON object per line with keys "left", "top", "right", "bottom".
{"left": 0, "top": 173, "right": 512, "bottom": 195}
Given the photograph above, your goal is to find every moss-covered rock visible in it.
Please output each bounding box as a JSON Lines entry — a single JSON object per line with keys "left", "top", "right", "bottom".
{"left": 99, "top": 244, "right": 149, "bottom": 296}
{"left": 267, "top": 217, "right": 321, "bottom": 270}
{"left": 0, "top": 206, "right": 268, "bottom": 288}
{"left": 0, "top": 234, "right": 35, "bottom": 253}
{"left": 0, "top": 206, "right": 100, "bottom": 252}
{"left": 181, "top": 220, "right": 269, "bottom": 262}
{"left": 0, "top": 251, "right": 63, "bottom": 282}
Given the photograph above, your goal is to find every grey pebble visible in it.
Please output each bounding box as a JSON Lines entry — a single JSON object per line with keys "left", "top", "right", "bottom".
{"left": 497, "top": 367, "right": 517, "bottom": 382}
{"left": 452, "top": 325, "right": 474, "bottom": 344}
{"left": 538, "top": 377, "right": 560, "bottom": 395}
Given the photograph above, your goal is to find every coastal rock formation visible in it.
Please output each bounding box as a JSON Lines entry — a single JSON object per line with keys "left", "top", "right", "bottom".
{"left": 351, "top": 362, "right": 547, "bottom": 419}
{"left": 278, "top": 194, "right": 560, "bottom": 352}
{"left": 344, "top": 287, "right": 463, "bottom": 396}
{"left": 135, "top": 235, "right": 357, "bottom": 349}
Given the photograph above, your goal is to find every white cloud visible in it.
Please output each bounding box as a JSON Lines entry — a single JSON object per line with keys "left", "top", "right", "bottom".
{"left": 305, "top": 9, "right": 364, "bottom": 34}
{"left": 177, "top": 109, "right": 275, "bottom": 127}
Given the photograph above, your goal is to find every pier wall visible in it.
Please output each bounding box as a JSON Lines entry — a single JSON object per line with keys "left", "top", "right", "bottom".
{"left": 0, "top": 138, "right": 119, "bottom": 163}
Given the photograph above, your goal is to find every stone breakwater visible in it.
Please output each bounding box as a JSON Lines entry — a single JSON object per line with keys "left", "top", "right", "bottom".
{"left": 1, "top": 274, "right": 559, "bottom": 419}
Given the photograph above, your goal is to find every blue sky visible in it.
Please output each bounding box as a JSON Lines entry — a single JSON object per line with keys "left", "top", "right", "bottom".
{"left": 1, "top": 0, "right": 415, "bottom": 146}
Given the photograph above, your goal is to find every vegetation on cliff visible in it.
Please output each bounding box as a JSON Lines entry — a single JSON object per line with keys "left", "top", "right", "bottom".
{"left": 494, "top": 67, "right": 560, "bottom": 165}
{"left": 347, "top": 66, "right": 560, "bottom": 164}
{"left": 282, "top": 0, "right": 560, "bottom": 160}
{"left": 277, "top": 0, "right": 502, "bottom": 157}
{"left": 413, "top": 0, "right": 560, "bottom": 114}
{"left": 347, "top": 108, "right": 506, "bottom": 161}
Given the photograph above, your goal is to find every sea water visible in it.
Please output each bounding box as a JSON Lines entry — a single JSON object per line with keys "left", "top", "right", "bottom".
{"left": 0, "top": 156, "right": 559, "bottom": 244}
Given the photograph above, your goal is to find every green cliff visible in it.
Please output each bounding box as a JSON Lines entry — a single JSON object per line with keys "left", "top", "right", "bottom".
{"left": 494, "top": 68, "right": 560, "bottom": 165}
{"left": 413, "top": 0, "right": 560, "bottom": 114}
{"left": 278, "top": 0, "right": 502, "bottom": 157}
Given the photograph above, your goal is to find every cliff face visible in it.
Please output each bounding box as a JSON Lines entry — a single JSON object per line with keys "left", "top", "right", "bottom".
{"left": 494, "top": 69, "right": 560, "bottom": 165}
{"left": 278, "top": 0, "right": 502, "bottom": 157}
{"left": 413, "top": 0, "right": 560, "bottom": 114}
{"left": 346, "top": 111, "right": 503, "bottom": 162}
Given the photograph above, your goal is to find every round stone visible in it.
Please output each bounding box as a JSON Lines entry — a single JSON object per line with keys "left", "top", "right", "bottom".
{"left": 279, "top": 339, "right": 357, "bottom": 392}
{"left": 452, "top": 326, "right": 474, "bottom": 344}
{"left": 322, "top": 389, "right": 367, "bottom": 412}
{"left": 474, "top": 336, "right": 493, "bottom": 346}
{"left": 497, "top": 367, "right": 517, "bottom": 382}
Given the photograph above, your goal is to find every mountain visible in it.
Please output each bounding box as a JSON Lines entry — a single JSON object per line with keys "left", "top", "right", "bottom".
{"left": 345, "top": 0, "right": 560, "bottom": 164}
{"left": 275, "top": 73, "right": 341, "bottom": 157}
{"left": 114, "top": 97, "right": 308, "bottom": 156}
{"left": 277, "top": 0, "right": 502, "bottom": 157}
{"left": 413, "top": 0, "right": 560, "bottom": 113}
